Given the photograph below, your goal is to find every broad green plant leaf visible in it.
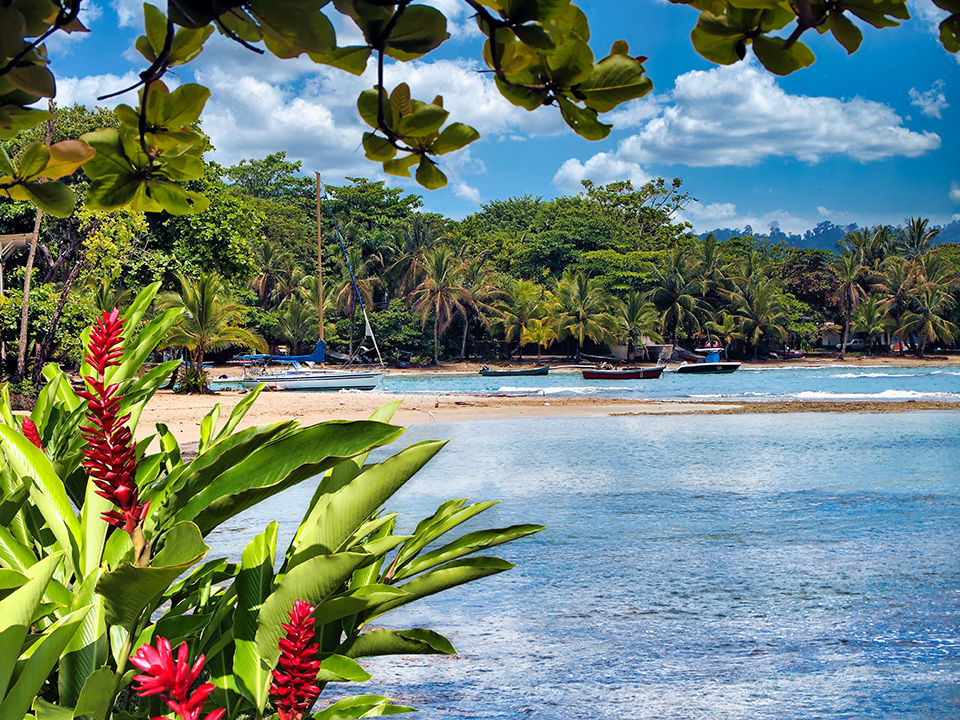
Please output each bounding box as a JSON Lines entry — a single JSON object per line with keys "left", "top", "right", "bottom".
{"left": 338, "top": 628, "right": 456, "bottom": 658}
{"left": 233, "top": 522, "right": 277, "bottom": 709}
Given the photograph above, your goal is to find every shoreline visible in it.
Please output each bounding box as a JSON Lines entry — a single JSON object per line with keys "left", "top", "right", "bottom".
{"left": 137, "top": 389, "right": 960, "bottom": 448}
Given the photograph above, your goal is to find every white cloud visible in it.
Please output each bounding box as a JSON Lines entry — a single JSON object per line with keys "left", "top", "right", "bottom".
{"left": 564, "top": 61, "right": 939, "bottom": 171}
{"left": 45, "top": 2, "right": 103, "bottom": 55}
{"left": 54, "top": 71, "right": 147, "bottom": 108}
{"left": 602, "top": 97, "right": 662, "bottom": 130}
{"left": 951, "top": 182, "right": 960, "bottom": 204}
{"left": 680, "top": 201, "right": 816, "bottom": 235}
{"left": 111, "top": 0, "right": 141, "bottom": 27}
{"left": 453, "top": 182, "right": 481, "bottom": 203}
{"left": 909, "top": 80, "right": 948, "bottom": 118}
{"left": 553, "top": 152, "right": 652, "bottom": 193}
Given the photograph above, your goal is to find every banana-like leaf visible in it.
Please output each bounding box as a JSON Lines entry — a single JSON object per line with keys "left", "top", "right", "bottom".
{"left": 392, "top": 524, "right": 544, "bottom": 581}
{"left": 313, "top": 586, "right": 409, "bottom": 627}
{"left": 0, "top": 554, "right": 62, "bottom": 696}
{"left": 288, "top": 440, "right": 446, "bottom": 569}
{"left": 96, "top": 522, "right": 208, "bottom": 629}
{"left": 311, "top": 694, "right": 415, "bottom": 719}
{"left": 213, "top": 383, "right": 266, "bottom": 443}
{"left": 255, "top": 552, "right": 372, "bottom": 669}
{"left": 2, "top": 606, "right": 91, "bottom": 720}
{"left": 175, "top": 421, "right": 404, "bottom": 535}
{"left": 233, "top": 522, "right": 277, "bottom": 709}
{"left": 391, "top": 499, "right": 498, "bottom": 572}
{"left": 198, "top": 404, "right": 221, "bottom": 453}
{"left": 79, "top": 470, "right": 112, "bottom": 577}
{"left": 0, "top": 425, "right": 80, "bottom": 576}
{"left": 0, "top": 483, "right": 29, "bottom": 525}
{"left": 365, "top": 557, "right": 514, "bottom": 623}
{"left": 58, "top": 571, "right": 107, "bottom": 707}
{"left": 314, "top": 654, "right": 371, "bottom": 683}
{"left": 338, "top": 628, "right": 456, "bottom": 658}
{"left": 72, "top": 666, "right": 115, "bottom": 720}
{"left": 0, "top": 524, "right": 39, "bottom": 571}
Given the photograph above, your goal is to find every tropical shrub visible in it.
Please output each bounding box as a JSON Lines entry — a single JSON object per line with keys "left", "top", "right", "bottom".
{"left": 0, "top": 284, "right": 543, "bottom": 720}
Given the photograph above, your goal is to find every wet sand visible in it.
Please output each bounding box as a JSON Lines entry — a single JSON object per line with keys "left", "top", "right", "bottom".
{"left": 137, "top": 388, "right": 960, "bottom": 448}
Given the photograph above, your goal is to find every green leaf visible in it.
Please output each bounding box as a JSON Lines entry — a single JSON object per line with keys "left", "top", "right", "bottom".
{"left": 3, "top": 607, "right": 91, "bottom": 720}
{"left": 18, "top": 142, "right": 50, "bottom": 178}
{"left": 7, "top": 63, "right": 56, "bottom": 98}
{"left": 394, "top": 499, "right": 499, "bottom": 568}
{"left": 315, "top": 654, "right": 372, "bottom": 683}
{"left": 0, "top": 426, "right": 80, "bottom": 575}
{"left": 500, "top": 0, "right": 571, "bottom": 23}
{"left": 827, "top": 12, "right": 863, "bottom": 54}
{"left": 415, "top": 156, "right": 447, "bottom": 189}
{"left": 396, "top": 103, "right": 449, "bottom": 137}
{"left": 16, "top": 181, "right": 76, "bottom": 217}
{"left": 0, "top": 483, "right": 29, "bottom": 526}
{"left": 233, "top": 522, "right": 277, "bottom": 710}
{"left": 392, "top": 524, "right": 544, "bottom": 580}
{"left": 78, "top": 129, "right": 135, "bottom": 179}
{"left": 357, "top": 87, "right": 392, "bottom": 130}
{"left": 432, "top": 123, "right": 480, "bottom": 155}
{"left": 941, "top": 15, "right": 960, "bottom": 52}
{"left": 385, "top": 5, "right": 450, "bottom": 60}
{"left": 578, "top": 54, "right": 652, "bottom": 112}
{"left": 312, "top": 695, "right": 416, "bottom": 720}
{"left": 382, "top": 154, "right": 419, "bottom": 178}
{"left": 513, "top": 23, "right": 555, "bottom": 50}
{"left": 71, "top": 667, "right": 114, "bottom": 720}
{"left": 557, "top": 97, "right": 611, "bottom": 140}
{"left": 143, "top": 3, "right": 167, "bottom": 56}
{"left": 96, "top": 522, "right": 208, "bottom": 629}
{"left": 752, "top": 35, "right": 815, "bottom": 75}
{"left": 289, "top": 440, "right": 446, "bottom": 568}
{"left": 0, "top": 554, "right": 62, "bottom": 696}
{"left": 339, "top": 628, "right": 456, "bottom": 658}
{"left": 310, "top": 45, "right": 372, "bottom": 75}
{"left": 362, "top": 133, "right": 396, "bottom": 162}
{"left": 0, "top": 106, "right": 49, "bottom": 140}
{"left": 255, "top": 552, "right": 372, "bottom": 668}
{"left": 214, "top": 384, "right": 265, "bottom": 443}
{"left": 546, "top": 38, "right": 594, "bottom": 86}
{"left": 690, "top": 16, "right": 744, "bottom": 65}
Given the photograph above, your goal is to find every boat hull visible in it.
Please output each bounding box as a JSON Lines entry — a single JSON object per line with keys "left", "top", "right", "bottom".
{"left": 479, "top": 365, "right": 550, "bottom": 377}
{"left": 581, "top": 366, "right": 666, "bottom": 380}
{"left": 242, "top": 371, "right": 383, "bottom": 391}
{"left": 675, "top": 362, "right": 741, "bottom": 374}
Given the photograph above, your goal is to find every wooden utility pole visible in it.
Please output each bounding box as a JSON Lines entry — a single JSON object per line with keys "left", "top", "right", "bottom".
{"left": 315, "top": 172, "right": 325, "bottom": 355}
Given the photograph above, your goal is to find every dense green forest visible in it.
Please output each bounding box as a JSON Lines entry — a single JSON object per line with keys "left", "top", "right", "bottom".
{"left": 2, "top": 105, "right": 958, "bottom": 388}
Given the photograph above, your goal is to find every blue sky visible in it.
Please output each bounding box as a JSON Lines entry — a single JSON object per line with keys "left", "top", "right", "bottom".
{"left": 47, "top": 0, "right": 959, "bottom": 233}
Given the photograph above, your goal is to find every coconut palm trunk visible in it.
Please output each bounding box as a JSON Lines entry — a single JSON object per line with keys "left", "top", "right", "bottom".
{"left": 434, "top": 297, "right": 440, "bottom": 365}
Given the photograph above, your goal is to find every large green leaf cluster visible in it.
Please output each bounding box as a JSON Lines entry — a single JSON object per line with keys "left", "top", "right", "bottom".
{"left": 0, "top": 283, "right": 543, "bottom": 720}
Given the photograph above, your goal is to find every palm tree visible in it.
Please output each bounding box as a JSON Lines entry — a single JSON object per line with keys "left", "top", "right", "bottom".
{"left": 409, "top": 246, "right": 471, "bottom": 365}
{"left": 851, "top": 295, "right": 892, "bottom": 354}
{"left": 897, "top": 217, "right": 940, "bottom": 260}
{"left": 492, "top": 279, "right": 546, "bottom": 359}
{"left": 88, "top": 279, "right": 134, "bottom": 313}
{"left": 274, "top": 296, "right": 319, "bottom": 355}
{"left": 617, "top": 291, "right": 662, "bottom": 360}
{"left": 387, "top": 214, "right": 446, "bottom": 295}
{"left": 249, "top": 241, "right": 290, "bottom": 307}
{"left": 160, "top": 272, "right": 266, "bottom": 381}
{"left": 644, "top": 246, "right": 709, "bottom": 343}
{"left": 897, "top": 286, "right": 957, "bottom": 357}
{"left": 705, "top": 310, "right": 744, "bottom": 358}
{"left": 694, "top": 233, "right": 727, "bottom": 301}
{"left": 551, "top": 270, "right": 619, "bottom": 361}
{"left": 832, "top": 252, "right": 867, "bottom": 360}
{"left": 729, "top": 278, "right": 789, "bottom": 359}
{"left": 520, "top": 318, "right": 557, "bottom": 363}
{"left": 458, "top": 258, "right": 504, "bottom": 360}
{"left": 874, "top": 257, "right": 914, "bottom": 354}
{"left": 331, "top": 246, "right": 381, "bottom": 359}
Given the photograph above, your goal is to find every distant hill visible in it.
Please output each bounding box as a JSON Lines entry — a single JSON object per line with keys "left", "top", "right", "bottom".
{"left": 700, "top": 220, "right": 960, "bottom": 251}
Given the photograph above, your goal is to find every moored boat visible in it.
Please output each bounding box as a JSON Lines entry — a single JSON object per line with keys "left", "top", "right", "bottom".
{"left": 675, "top": 348, "right": 741, "bottom": 374}
{"left": 582, "top": 366, "right": 666, "bottom": 380}
{"left": 479, "top": 365, "right": 550, "bottom": 377}
{"left": 240, "top": 368, "right": 384, "bottom": 391}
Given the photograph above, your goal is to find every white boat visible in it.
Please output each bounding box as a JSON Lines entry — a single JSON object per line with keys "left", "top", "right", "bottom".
{"left": 241, "top": 367, "right": 384, "bottom": 391}
{"left": 674, "top": 347, "right": 741, "bottom": 374}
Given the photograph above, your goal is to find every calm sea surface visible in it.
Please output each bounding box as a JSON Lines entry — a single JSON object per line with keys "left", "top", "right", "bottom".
{"left": 380, "top": 364, "right": 960, "bottom": 402}
{"left": 208, "top": 412, "right": 960, "bottom": 719}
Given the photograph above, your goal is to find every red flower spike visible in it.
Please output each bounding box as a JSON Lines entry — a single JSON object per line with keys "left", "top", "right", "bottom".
{"left": 131, "top": 638, "right": 224, "bottom": 720}
{"left": 269, "top": 600, "right": 322, "bottom": 720}
{"left": 21, "top": 417, "right": 44, "bottom": 452}
{"left": 80, "top": 309, "right": 148, "bottom": 535}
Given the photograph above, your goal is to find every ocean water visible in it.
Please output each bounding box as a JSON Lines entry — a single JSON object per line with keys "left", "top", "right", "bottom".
{"left": 379, "top": 365, "right": 960, "bottom": 402}
{"left": 207, "top": 412, "right": 960, "bottom": 719}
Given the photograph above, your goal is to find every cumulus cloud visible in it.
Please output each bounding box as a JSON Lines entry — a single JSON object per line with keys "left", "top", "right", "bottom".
{"left": 111, "top": 0, "right": 141, "bottom": 27}
{"left": 909, "top": 80, "right": 948, "bottom": 118}
{"left": 553, "top": 152, "right": 652, "bottom": 193}
{"left": 54, "top": 71, "right": 149, "bottom": 108}
{"left": 951, "top": 182, "right": 960, "bottom": 204}
{"left": 617, "top": 62, "right": 939, "bottom": 166}
{"left": 680, "top": 201, "right": 816, "bottom": 235}
{"left": 453, "top": 182, "right": 481, "bottom": 203}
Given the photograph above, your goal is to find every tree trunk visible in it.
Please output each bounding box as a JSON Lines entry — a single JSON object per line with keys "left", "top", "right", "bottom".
{"left": 433, "top": 299, "right": 440, "bottom": 366}
{"left": 460, "top": 313, "right": 468, "bottom": 361}
{"left": 32, "top": 260, "right": 82, "bottom": 385}
{"left": 838, "top": 303, "right": 850, "bottom": 361}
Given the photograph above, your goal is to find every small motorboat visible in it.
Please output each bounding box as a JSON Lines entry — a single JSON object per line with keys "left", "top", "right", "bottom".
{"left": 675, "top": 348, "right": 741, "bottom": 374}
{"left": 581, "top": 366, "right": 666, "bottom": 380}
{"left": 479, "top": 365, "right": 550, "bottom": 377}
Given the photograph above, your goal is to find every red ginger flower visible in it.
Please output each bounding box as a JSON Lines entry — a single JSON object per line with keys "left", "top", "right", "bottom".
{"left": 269, "top": 600, "right": 322, "bottom": 720}
{"left": 77, "top": 308, "right": 148, "bottom": 534}
{"left": 21, "top": 417, "right": 43, "bottom": 452}
{"left": 131, "top": 637, "right": 225, "bottom": 720}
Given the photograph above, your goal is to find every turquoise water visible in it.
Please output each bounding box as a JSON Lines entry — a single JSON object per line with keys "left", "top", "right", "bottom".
{"left": 381, "top": 365, "right": 960, "bottom": 402}
{"left": 208, "top": 412, "right": 960, "bottom": 718}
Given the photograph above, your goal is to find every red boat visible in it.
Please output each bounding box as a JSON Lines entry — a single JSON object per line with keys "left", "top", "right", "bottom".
{"left": 582, "top": 366, "right": 666, "bottom": 380}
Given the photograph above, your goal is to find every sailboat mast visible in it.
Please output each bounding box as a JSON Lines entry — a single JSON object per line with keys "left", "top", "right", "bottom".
{"left": 315, "top": 172, "right": 325, "bottom": 356}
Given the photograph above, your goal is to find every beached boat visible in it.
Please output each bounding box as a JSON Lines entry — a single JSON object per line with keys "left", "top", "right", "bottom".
{"left": 479, "top": 365, "right": 550, "bottom": 377}
{"left": 582, "top": 366, "right": 666, "bottom": 380}
{"left": 675, "top": 348, "right": 741, "bottom": 374}
{"left": 241, "top": 367, "right": 384, "bottom": 391}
